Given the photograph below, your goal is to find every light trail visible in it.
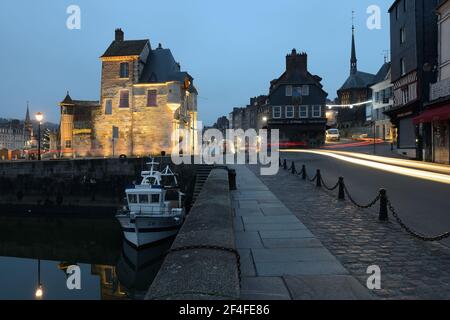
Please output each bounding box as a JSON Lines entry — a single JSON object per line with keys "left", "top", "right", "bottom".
{"left": 283, "top": 149, "right": 450, "bottom": 185}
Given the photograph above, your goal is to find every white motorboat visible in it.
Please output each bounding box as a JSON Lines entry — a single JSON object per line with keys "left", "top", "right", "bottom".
{"left": 116, "top": 160, "right": 185, "bottom": 247}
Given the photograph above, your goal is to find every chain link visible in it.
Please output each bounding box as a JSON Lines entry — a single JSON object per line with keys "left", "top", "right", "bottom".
{"left": 343, "top": 184, "right": 380, "bottom": 209}
{"left": 166, "top": 245, "right": 242, "bottom": 286}
{"left": 320, "top": 177, "right": 340, "bottom": 191}
{"left": 387, "top": 200, "right": 450, "bottom": 242}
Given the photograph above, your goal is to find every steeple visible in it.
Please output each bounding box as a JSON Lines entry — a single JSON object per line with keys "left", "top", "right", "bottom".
{"left": 350, "top": 11, "right": 357, "bottom": 75}
{"left": 25, "top": 102, "right": 31, "bottom": 123}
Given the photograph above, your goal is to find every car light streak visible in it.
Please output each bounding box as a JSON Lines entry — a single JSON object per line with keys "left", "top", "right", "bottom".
{"left": 283, "top": 150, "right": 450, "bottom": 185}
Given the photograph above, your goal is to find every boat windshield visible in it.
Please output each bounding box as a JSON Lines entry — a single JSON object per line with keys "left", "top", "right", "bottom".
{"left": 143, "top": 177, "right": 157, "bottom": 185}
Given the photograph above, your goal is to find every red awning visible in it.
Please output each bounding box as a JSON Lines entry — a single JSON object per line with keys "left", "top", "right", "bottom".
{"left": 413, "top": 104, "right": 450, "bottom": 124}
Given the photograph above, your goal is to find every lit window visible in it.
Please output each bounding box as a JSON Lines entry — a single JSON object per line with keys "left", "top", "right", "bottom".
{"left": 65, "top": 140, "right": 72, "bottom": 148}
{"left": 119, "top": 90, "right": 129, "bottom": 108}
{"left": 299, "top": 105, "right": 308, "bottom": 118}
{"left": 286, "top": 106, "right": 294, "bottom": 118}
{"left": 273, "top": 106, "right": 281, "bottom": 119}
{"left": 105, "top": 99, "right": 112, "bottom": 115}
{"left": 312, "top": 105, "right": 322, "bottom": 118}
{"left": 147, "top": 90, "right": 158, "bottom": 107}
{"left": 120, "top": 63, "right": 129, "bottom": 78}
{"left": 285, "top": 85, "right": 293, "bottom": 97}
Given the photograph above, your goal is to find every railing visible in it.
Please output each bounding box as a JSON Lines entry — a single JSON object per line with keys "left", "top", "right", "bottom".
{"left": 279, "top": 158, "right": 450, "bottom": 242}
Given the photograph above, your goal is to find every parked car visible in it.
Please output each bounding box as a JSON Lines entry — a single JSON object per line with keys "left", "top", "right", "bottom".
{"left": 326, "top": 129, "right": 341, "bottom": 142}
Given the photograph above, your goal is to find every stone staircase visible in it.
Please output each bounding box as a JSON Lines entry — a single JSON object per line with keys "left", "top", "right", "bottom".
{"left": 191, "top": 164, "right": 215, "bottom": 205}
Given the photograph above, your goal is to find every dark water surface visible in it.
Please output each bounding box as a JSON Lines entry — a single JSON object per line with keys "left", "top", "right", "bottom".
{"left": 0, "top": 215, "right": 173, "bottom": 300}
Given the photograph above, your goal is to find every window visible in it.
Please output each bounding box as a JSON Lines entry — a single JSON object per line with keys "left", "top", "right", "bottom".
{"left": 403, "top": 0, "right": 407, "bottom": 12}
{"left": 293, "top": 87, "right": 302, "bottom": 97}
{"left": 286, "top": 106, "right": 294, "bottom": 118}
{"left": 119, "top": 90, "right": 129, "bottom": 108}
{"left": 139, "top": 194, "right": 149, "bottom": 203}
{"left": 395, "top": 5, "right": 399, "bottom": 20}
{"left": 302, "top": 85, "right": 310, "bottom": 96}
{"left": 312, "top": 105, "right": 322, "bottom": 118}
{"left": 273, "top": 106, "right": 281, "bottom": 118}
{"left": 147, "top": 90, "right": 158, "bottom": 107}
{"left": 151, "top": 194, "right": 160, "bottom": 203}
{"left": 299, "top": 105, "right": 308, "bottom": 118}
{"left": 105, "top": 99, "right": 112, "bottom": 115}
{"left": 400, "top": 58, "right": 406, "bottom": 76}
{"left": 65, "top": 140, "right": 72, "bottom": 148}
{"left": 285, "top": 85, "right": 293, "bottom": 97}
{"left": 120, "top": 62, "right": 129, "bottom": 78}
{"left": 400, "top": 27, "right": 406, "bottom": 44}
{"left": 128, "top": 194, "right": 137, "bottom": 204}
{"left": 401, "top": 86, "right": 410, "bottom": 104}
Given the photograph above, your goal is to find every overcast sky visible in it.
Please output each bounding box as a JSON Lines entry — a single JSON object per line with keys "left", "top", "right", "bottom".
{"left": 0, "top": 0, "right": 391, "bottom": 125}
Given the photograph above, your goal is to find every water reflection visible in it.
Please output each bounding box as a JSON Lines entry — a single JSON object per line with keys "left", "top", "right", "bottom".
{"left": 0, "top": 215, "right": 172, "bottom": 300}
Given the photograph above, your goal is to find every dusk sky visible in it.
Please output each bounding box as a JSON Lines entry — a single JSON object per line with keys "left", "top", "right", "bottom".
{"left": 0, "top": 0, "right": 391, "bottom": 125}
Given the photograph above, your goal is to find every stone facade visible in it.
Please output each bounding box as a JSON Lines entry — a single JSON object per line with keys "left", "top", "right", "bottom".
{"left": 59, "top": 29, "right": 198, "bottom": 158}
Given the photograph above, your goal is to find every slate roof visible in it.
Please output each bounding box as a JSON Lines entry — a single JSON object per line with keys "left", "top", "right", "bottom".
{"left": 60, "top": 94, "right": 99, "bottom": 107}
{"left": 338, "top": 71, "right": 376, "bottom": 91}
{"left": 372, "top": 62, "right": 391, "bottom": 84}
{"left": 101, "top": 40, "right": 149, "bottom": 58}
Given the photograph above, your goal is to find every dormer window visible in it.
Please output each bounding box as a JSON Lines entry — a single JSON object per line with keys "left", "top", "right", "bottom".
{"left": 120, "top": 62, "right": 129, "bottom": 78}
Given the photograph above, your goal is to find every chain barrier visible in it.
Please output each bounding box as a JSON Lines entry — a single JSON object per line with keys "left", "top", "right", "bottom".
{"left": 166, "top": 245, "right": 242, "bottom": 286}
{"left": 279, "top": 158, "right": 450, "bottom": 242}
{"left": 387, "top": 200, "right": 450, "bottom": 242}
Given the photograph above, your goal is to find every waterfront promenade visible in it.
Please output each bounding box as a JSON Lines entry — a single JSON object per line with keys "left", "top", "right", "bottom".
{"left": 231, "top": 165, "right": 373, "bottom": 300}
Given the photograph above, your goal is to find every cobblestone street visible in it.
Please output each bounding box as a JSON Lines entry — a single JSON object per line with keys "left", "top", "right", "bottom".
{"left": 248, "top": 164, "right": 450, "bottom": 299}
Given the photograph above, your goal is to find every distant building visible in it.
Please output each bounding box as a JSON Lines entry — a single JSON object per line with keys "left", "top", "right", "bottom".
{"left": 212, "top": 116, "right": 229, "bottom": 135}
{"left": 0, "top": 120, "right": 25, "bottom": 153}
{"left": 267, "top": 49, "right": 328, "bottom": 147}
{"left": 336, "top": 24, "right": 376, "bottom": 133}
{"left": 59, "top": 28, "right": 198, "bottom": 158}
{"left": 229, "top": 95, "right": 269, "bottom": 131}
{"left": 386, "top": 0, "right": 439, "bottom": 160}
{"left": 413, "top": 0, "right": 450, "bottom": 164}
{"left": 370, "top": 62, "right": 394, "bottom": 141}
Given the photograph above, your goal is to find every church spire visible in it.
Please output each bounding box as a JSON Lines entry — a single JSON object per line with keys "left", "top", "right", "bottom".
{"left": 25, "top": 101, "right": 31, "bottom": 123}
{"left": 350, "top": 11, "right": 358, "bottom": 75}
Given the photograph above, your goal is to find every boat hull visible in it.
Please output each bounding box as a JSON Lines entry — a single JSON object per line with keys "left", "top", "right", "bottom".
{"left": 116, "top": 214, "right": 183, "bottom": 247}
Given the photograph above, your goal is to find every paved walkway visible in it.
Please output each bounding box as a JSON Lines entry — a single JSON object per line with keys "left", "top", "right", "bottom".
{"left": 248, "top": 164, "right": 450, "bottom": 300}
{"left": 231, "top": 165, "right": 373, "bottom": 300}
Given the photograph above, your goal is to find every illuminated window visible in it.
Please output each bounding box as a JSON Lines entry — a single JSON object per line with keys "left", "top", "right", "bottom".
{"left": 147, "top": 90, "right": 158, "bottom": 107}
{"left": 119, "top": 90, "right": 129, "bottom": 108}
{"left": 120, "top": 63, "right": 129, "bottom": 78}
{"left": 65, "top": 140, "right": 72, "bottom": 148}
{"left": 285, "top": 85, "right": 293, "bottom": 97}
{"left": 312, "top": 105, "right": 322, "bottom": 118}
{"left": 299, "top": 105, "right": 308, "bottom": 118}
{"left": 286, "top": 106, "right": 294, "bottom": 118}
{"left": 105, "top": 99, "right": 112, "bottom": 115}
{"left": 273, "top": 106, "right": 281, "bottom": 119}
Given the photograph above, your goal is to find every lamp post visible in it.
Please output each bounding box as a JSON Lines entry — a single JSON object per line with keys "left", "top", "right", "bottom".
{"left": 35, "top": 112, "right": 44, "bottom": 161}
{"left": 35, "top": 259, "right": 43, "bottom": 300}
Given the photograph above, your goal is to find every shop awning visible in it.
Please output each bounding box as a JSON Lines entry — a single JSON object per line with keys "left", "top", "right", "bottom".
{"left": 413, "top": 104, "right": 450, "bottom": 124}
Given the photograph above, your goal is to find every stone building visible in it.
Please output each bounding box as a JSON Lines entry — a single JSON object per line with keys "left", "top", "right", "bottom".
{"left": 59, "top": 29, "right": 198, "bottom": 158}
{"left": 229, "top": 95, "right": 269, "bottom": 131}
{"left": 336, "top": 24, "right": 375, "bottom": 134}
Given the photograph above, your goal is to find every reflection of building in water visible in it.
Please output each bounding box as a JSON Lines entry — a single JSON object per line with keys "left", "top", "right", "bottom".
{"left": 91, "top": 265, "right": 127, "bottom": 300}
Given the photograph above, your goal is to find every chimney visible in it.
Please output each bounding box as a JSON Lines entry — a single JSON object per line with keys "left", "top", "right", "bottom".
{"left": 286, "top": 49, "right": 308, "bottom": 74}
{"left": 115, "top": 28, "right": 124, "bottom": 41}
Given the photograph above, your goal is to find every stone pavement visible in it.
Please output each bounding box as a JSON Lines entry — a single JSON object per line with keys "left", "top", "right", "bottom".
{"left": 248, "top": 163, "right": 450, "bottom": 300}
{"left": 231, "top": 165, "right": 374, "bottom": 300}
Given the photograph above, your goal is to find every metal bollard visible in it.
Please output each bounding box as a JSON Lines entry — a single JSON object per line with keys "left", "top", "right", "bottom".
{"left": 228, "top": 169, "right": 237, "bottom": 191}
{"left": 379, "top": 189, "right": 388, "bottom": 221}
{"left": 338, "top": 177, "right": 345, "bottom": 200}
{"left": 302, "top": 165, "right": 306, "bottom": 180}
{"left": 316, "top": 170, "right": 322, "bottom": 188}
{"left": 291, "top": 162, "right": 296, "bottom": 174}
{"left": 283, "top": 159, "right": 287, "bottom": 170}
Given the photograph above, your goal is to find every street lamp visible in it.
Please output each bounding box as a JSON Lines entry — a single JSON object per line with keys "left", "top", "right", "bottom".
{"left": 35, "top": 259, "right": 43, "bottom": 300}
{"left": 262, "top": 116, "right": 268, "bottom": 122}
{"left": 35, "top": 112, "right": 44, "bottom": 161}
